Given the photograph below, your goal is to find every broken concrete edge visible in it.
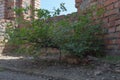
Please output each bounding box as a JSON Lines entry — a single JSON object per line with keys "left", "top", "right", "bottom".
{"left": 0, "top": 65, "right": 70, "bottom": 80}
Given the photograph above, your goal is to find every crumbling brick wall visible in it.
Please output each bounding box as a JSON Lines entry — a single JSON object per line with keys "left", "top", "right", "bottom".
{"left": 0, "top": 0, "right": 40, "bottom": 20}
{"left": 0, "top": 0, "right": 40, "bottom": 55}
{"left": 75, "top": 0, "right": 120, "bottom": 55}
{"left": 0, "top": 0, "right": 5, "bottom": 19}
{"left": 0, "top": 19, "right": 11, "bottom": 55}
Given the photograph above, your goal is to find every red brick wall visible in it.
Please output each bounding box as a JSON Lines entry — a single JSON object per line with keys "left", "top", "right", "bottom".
{"left": 0, "top": 0, "right": 5, "bottom": 19}
{"left": 4, "top": 0, "right": 16, "bottom": 19}
{"left": 75, "top": 0, "right": 120, "bottom": 55}
{"left": 0, "top": 0, "right": 40, "bottom": 20}
{"left": 0, "top": 0, "right": 40, "bottom": 55}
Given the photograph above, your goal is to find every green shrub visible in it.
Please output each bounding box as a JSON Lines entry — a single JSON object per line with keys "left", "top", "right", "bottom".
{"left": 51, "top": 14, "right": 104, "bottom": 58}
{"left": 5, "top": 3, "right": 105, "bottom": 58}
{"left": 5, "top": 3, "right": 67, "bottom": 56}
{"left": 64, "top": 23, "right": 104, "bottom": 57}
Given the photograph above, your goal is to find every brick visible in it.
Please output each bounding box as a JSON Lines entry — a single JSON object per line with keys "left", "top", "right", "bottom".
{"left": 104, "top": 9, "right": 119, "bottom": 17}
{"left": 104, "top": 32, "right": 120, "bottom": 39}
{"left": 104, "top": 0, "right": 118, "bottom": 6}
{"left": 105, "top": 39, "right": 116, "bottom": 45}
{"left": 102, "top": 23, "right": 108, "bottom": 28}
{"left": 106, "top": 44, "right": 118, "bottom": 50}
{"left": 109, "top": 15, "right": 120, "bottom": 22}
{"left": 106, "top": 39, "right": 120, "bottom": 44}
{"left": 103, "top": 18, "right": 109, "bottom": 23}
{"left": 116, "top": 39, "right": 120, "bottom": 44}
{"left": 115, "top": 20, "right": 120, "bottom": 26}
{"left": 107, "top": 21, "right": 115, "bottom": 27}
{"left": 106, "top": 4, "right": 114, "bottom": 10}
{"left": 75, "top": 0, "right": 82, "bottom": 3}
{"left": 116, "top": 25, "right": 120, "bottom": 31}
{"left": 114, "top": 1, "right": 120, "bottom": 8}
{"left": 107, "top": 39, "right": 120, "bottom": 46}
{"left": 108, "top": 27, "right": 116, "bottom": 33}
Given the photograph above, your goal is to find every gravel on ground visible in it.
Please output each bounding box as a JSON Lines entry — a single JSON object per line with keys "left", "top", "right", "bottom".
{"left": 0, "top": 55, "right": 120, "bottom": 80}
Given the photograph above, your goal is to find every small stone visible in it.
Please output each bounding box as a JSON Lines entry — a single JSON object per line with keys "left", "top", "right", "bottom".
{"left": 28, "top": 57, "right": 34, "bottom": 60}
{"left": 101, "top": 77, "right": 105, "bottom": 80}
{"left": 116, "top": 64, "right": 120, "bottom": 67}
{"left": 115, "top": 69, "right": 120, "bottom": 73}
{"left": 87, "top": 56, "right": 99, "bottom": 61}
{"left": 112, "top": 76, "right": 116, "bottom": 79}
{"left": 94, "top": 70, "right": 102, "bottom": 76}
{"left": 48, "top": 77, "right": 53, "bottom": 80}
{"left": 87, "top": 72, "right": 91, "bottom": 76}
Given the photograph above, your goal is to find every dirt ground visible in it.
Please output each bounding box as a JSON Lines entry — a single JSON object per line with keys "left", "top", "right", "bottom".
{"left": 0, "top": 55, "right": 120, "bottom": 80}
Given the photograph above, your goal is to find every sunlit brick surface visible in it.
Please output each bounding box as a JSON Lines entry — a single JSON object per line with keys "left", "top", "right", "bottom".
{"left": 75, "top": 0, "right": 120, "bottom": 55}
